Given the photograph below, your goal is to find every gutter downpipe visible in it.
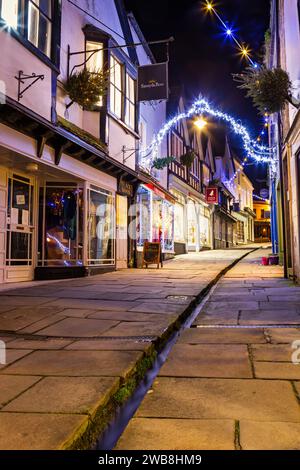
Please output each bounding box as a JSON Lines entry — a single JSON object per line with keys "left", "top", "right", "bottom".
{"left": 275, "top": 0, "right": 288, "bottom": 277}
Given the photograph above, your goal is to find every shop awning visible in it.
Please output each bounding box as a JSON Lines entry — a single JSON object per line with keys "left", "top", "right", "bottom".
{"left": 0, "top": 97, "right": 142, "bottom": 185}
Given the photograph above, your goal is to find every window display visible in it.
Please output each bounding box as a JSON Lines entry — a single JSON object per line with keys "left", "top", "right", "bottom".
{"left": 39, "top": 184, "right": 83, "bottom": 266}
{"left": 88, "top": 188, "right": 115, "bottom": 265}
{"left": 136, "top": 185, "right": 174, "bottom": 253}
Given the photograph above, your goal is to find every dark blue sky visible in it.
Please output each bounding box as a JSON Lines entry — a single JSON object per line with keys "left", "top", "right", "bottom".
{"left": 124, "top": 0, "right": 271, "bottom": 186}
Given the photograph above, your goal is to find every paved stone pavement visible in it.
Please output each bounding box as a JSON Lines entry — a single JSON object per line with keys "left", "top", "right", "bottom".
{"left": 116, "top": 249, "right": 300, "bottom": 450}
{"left": 0, "top": 248, "right": 253, "bottom": 450}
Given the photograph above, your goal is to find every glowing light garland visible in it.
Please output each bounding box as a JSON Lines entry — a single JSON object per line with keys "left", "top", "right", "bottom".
{"left": 253, "top": 194, "right": 270, "bottom": 202}
{"left": 141, "top": 97, "right": 275, "bottom": 172}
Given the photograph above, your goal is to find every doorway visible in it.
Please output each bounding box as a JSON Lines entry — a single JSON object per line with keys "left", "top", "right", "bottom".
{"left": 116, "top": 194, "right": 128, "bottom": 269}
{"left": 6, "top": 172, "right": 35, "bottom": 282}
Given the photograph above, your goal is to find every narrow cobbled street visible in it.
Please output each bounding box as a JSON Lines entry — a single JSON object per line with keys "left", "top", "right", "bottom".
{"left": 116, "top": 249, "right": 300, "bottom": 450}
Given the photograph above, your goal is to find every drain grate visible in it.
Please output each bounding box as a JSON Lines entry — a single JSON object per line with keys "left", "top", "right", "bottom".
{"left": 167, "top": 295, "right": 190, "bottom": 301}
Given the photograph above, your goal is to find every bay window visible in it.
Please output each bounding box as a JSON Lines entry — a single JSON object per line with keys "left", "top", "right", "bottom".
{"left": 86, "top": 40, "right": 104, "bottom": 106}
{"left": 110, "top": 55, "right": 123, "bottom": 120}
{"left": 0, "top": 0, "right": 56, "bottom": 60}
{"left": 125, "top": 74, "right": 136, "bottom": 129}
{"left": 28, "top": 0, "right": 52, "bottom": 57}
{"left": 1, "top": 0, "right": 18, "bottom": 29}
{"left": 109, "top": 54, "right": 136, "bottom": 130}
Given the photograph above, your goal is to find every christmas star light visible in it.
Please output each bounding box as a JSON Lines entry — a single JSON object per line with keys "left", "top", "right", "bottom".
{"left": 203, "top": 1, "right": 255, "bottom": 66}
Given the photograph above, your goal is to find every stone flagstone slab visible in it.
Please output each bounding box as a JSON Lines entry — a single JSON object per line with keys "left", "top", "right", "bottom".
{"left": 115, "top": 418, "right": 235, "bottom": 450}
{"left": 3, "top": 350, "right": 142, "bottom": 377}
{"left": 178, "top": 328, "right": 266, "bottom": 344}
{"left": 240, "top": 421, "right": 300, "bottom": 450}
{"left": 3, "top": 376, "right": 119, "bottom": 414}
{"left": 0, "top": 375, "right": 41, "bottom": 407}
{"left": 36, "top": 318, "right": 120, "bottom": 337}
{"left": 254, "top": 362, "right": 300, "bottom": 380}
{"left": 159, "top": 344, "right": 252, "bottom": 378}
{"left": 136, "top": 378, "right": 300, "bottom": 422}
{"left": 0, "top": 412, "right": 87, "bottom": 450}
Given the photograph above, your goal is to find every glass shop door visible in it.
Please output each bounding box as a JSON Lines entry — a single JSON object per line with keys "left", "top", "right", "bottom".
{"left": 6, "top": 172, "right": 35, "bottom": 282}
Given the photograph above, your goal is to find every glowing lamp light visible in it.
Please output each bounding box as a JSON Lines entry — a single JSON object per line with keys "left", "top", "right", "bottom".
{"left": 2, "top": 1, "right": 18, "bottom": 29}
{"left": 226, "top": 29, "right": 232, "bottom": 36}
{"left": 241, "top": 47, "right": 250, "bottom": 57}
{"left": 206, "top": 3, "right": 213, "bottom": 10}
{"left": 194, "top": 117, "right": 208, "bottom": 130}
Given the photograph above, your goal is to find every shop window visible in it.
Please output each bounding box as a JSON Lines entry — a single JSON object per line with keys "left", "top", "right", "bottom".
{"left": 125, "top": 74, "right": 136, "bottom": 129}
{"left": 174, "top": 203, "right": 185, "bottom": 242}
{"left": 87, "top": 187, "right": 115, "bottom": 265}
{"left": 136, "top": 185, "right": 174, "bottom": 253}
{"left": 86, "top": 40, "right": 104, "bottom": 106}
{"left": 39, "top": 184, "right": 83, "bottom": 266}
{"left": 136, "top": 186, "right": 151, "bottom": 247}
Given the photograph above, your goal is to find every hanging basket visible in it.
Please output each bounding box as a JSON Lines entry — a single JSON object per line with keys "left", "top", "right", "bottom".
{"left": 64, "top": 68, "right": 109, "bottom": 110}
{"left": 180, "top": 150, "right": 196, "bottom": 168}
{"left": 233, "top": 66, "right": 298, "bottom": 114}
{"left": 152, "top": 156, "right": 176, "bottom": 170}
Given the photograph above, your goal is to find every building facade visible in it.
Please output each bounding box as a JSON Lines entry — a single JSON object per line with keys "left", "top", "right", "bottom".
{"left": 269, "top": 0, "right": 300, "bottom": 280}
{"left": 167, "top": 95, "right": 213, "bottom": 254}
{"left": 0, "top": 0, "right": 171, "bottom": 283}
{"left": 253, "top": 199, "right": 271, "bottom": 243}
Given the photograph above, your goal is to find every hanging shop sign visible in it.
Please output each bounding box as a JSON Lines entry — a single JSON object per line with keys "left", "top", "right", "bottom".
{"left": 118, "top": 179, "right": 134, "bottom": 198}
{"left": 137, "top": 63, "right": 168, "bottom": 102}
{"left": 206, "top": 187, "right": 219, "bottom": 204}
{"left": 142, "top": 242, "right": 162, "bottom": 269}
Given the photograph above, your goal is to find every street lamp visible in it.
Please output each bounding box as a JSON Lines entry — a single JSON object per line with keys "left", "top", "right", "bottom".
{"left": 194, "top": 117, "right": 208, "bottom": 130}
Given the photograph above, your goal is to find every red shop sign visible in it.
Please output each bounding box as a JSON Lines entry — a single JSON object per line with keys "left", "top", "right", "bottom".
{"left": 206, "top": 187, "right": 219, "bottom": 204}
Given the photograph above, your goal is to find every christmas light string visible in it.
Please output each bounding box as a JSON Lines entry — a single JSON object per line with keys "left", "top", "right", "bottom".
{"left": 253, "top": 193, "right": 270, "bottom": 202}
{"left": 203, "top": 2, "right": 271, "bottom": 146}
{"left": 203, "top": 1, "right": 256, "bottom": 66}
{"left": 141, "top": 97, "right": 275, "bottom": 173}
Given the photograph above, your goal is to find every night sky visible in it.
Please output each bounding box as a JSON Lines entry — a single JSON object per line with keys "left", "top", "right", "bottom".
{"left": 124, "top": 0, "right": 271, "bottom": 188}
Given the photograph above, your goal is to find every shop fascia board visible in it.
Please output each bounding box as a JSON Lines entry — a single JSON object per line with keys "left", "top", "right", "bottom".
{"left": 169, "top": 173, "right": 206, "bottom": 203}
{"left": 0, "top": 96, "right": 140, "bottom": 183}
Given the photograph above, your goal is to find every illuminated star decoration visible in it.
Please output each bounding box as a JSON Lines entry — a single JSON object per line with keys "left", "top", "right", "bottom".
{"left": 203, "top": 1, "right": 255, "bottom": 66}
{"left": 203, "top": 1, "right": 270, "bottom": 143}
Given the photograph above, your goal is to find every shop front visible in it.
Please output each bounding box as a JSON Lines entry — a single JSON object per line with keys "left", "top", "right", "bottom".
{"left": 170, "top": 189, "right": 187, "bottom": 255}
{"left": 187, "top": 197, "right": 211, "bottom": 252}
{"left": 136, "top": 183, "right": 175, "bottom": 265}
{"left": 0, "top": 153, "right": 117, "bottom": 283}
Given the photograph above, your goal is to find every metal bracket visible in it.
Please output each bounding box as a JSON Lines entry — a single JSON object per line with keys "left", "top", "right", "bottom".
{"left": 67, "top": 37, "right": 174, "bottom": 78}
{"left": 15, "top": 71, "right": 45, "bottom": 101}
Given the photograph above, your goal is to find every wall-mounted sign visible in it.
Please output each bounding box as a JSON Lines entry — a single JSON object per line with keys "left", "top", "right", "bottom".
{"left": 118, "top": 179, "right": 134, "bottom": 198}
{"left": 206, "top": 187, "right": 219, "bottom": 205}
{"left": 142, "top": 242, "right": 162, "bottom": 269}
{"left": 137, "top": 63, "right": 168, "bottom": 102}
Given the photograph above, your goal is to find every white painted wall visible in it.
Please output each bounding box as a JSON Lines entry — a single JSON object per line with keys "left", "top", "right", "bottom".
{"left": 0, "top": 30, "right": 52, "bottom": 121}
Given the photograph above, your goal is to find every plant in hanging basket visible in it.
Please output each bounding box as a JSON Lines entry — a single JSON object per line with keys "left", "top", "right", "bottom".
{"left": 233, "top": 66, "right": 299, "bottom": 114}
{"left": 151, "top": 156, "right": 176, "bottom": 170}
{"left": 180, "top": 150, "right": 196, "bottom": 168}
{"left": 64, "top": 68, "right": 109, "bottom": 110}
